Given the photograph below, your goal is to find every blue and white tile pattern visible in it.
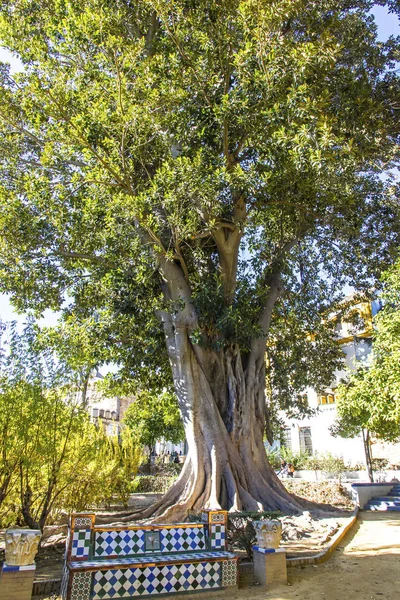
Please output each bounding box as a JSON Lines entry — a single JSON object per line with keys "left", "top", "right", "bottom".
{"left": 70, "top": 550, "right": 235, "bottom": 570}
{"left": 253, "top": 546, "right": 286, "bottom": 554}
{"left": 210, "top": 524, "right": 225, "bottom": 550}
{"left": 71, "top": 529, "right": 91, "bottom": 559}
{"left": 92, "top": 561, "right": 221, "bottom": 599}
{"left": 95, "top": 530, "right": 146, "bottom": 557}
{"left": 159, "top": 528, "right": 206, "bottom": 552}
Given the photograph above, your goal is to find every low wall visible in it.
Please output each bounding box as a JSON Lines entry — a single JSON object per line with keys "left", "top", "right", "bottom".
{"left": 293, "top": 470, "right": 368, "bottom": 481}
{"left": 351, "top": 483, "right": 395, "bottom": 508}
{"left": 293, "top": 470, "right": 400, "bottom": 482}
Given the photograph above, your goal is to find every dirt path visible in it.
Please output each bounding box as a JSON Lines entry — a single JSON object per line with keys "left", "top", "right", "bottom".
{"left": 274, "top": 512, "right": 400, "bottom": 599}
{"left": 201, "top": 512, "right": 400, "bottom": 600}
{"left": 35, "top": 512, "right": 400, "bottom": 600}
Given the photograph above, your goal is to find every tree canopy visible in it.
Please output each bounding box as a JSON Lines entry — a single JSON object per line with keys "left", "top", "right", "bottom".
{"left": 0, "top": 0, "right": 399, "bottom": 515}
{"left": 332, "top": 258, "right": 400, "bottom": 443}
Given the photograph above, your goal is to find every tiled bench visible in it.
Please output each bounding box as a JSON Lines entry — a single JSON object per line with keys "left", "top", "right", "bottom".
{"left": 61, "top": 510, "right": 238, "bottom": 600}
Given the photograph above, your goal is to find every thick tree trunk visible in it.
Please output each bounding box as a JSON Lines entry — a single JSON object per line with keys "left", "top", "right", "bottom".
{"left": 111, "top": 255, "right": 309, "bottom": 523}
{"left": 136, "top": 321, "right": 305, "bottom": 522}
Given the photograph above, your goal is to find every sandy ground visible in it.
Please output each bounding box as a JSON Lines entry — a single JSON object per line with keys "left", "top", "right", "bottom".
{"left": 34, "top": 511, "right": 400, "bottom": 600}
{"left": 262, "top": 511, "right": 400, "bottom": 600}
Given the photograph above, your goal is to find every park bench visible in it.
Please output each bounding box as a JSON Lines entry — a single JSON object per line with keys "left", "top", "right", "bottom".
{"left": 61, "top": 510, "right": 238, "bottom": 600}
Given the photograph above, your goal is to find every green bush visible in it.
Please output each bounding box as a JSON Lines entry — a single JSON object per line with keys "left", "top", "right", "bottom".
{"left": 227, "top": 511, "right": 281, "bottom": 559}
{"left": 305, "top": 452, "right": 348, "bottom": 477}
{"left": 0, "top": 384, "right": 142, "bottom": 529}
{"left": 265, "top": 448, "right": 282, "bottom": 470}
{"left": 132, "top": 475, "right": 176, "bottom": 494}
{"left": 266, "top": 447, "right": 349, "bottom": 476}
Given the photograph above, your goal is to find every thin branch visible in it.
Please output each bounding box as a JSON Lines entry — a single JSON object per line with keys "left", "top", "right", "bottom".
{"left": 0, "top": 111, "right": 44, "bottom": 147}
{"left": 57, "top": 250, "right": 112, "bottom": 265}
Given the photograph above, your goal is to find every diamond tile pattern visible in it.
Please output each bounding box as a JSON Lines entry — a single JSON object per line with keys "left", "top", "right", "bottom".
{"left": 160, "top": 527, "right": 206, "bottom": 552}
{"left": 71, "top": 530, "right": 91, "bottom": 559}
{"left": 92, "top": 561, "right": 222, "bottom": 599}
{"left": 221, "top": 560, "right": 237, "bottom": 587}
{"left": 95, "top": 530, "right": 146, "bottom": 557}
{"left": 210, "top": 524, "right": 225, "bottom": 550}
{"left": 70, "top": 571, "right": 92, "bottom": 600}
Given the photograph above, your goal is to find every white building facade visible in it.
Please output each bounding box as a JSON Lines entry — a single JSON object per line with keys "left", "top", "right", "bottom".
{"left": 280, "top": 298, "right": 400, "bottom": 468}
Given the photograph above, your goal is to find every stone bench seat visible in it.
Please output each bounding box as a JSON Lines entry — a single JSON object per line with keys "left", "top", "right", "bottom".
{"left": 61, "top": 511, "right": 238, "bottom": 599}
{"left": 69, "top": 550, "right": 236, "bottom": 571}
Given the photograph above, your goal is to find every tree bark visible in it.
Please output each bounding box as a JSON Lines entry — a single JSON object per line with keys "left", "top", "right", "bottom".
{"left": 362, "top": 428, "right": 374, "bottom": 483}
{"left": 133, "top": 318, "right": 305, "bottom": 522}
{"left": 117, "top": 237, "right": 309, "bottom": 522}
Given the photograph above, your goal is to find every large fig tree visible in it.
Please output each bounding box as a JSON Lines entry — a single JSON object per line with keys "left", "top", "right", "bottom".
{"left": 0, "top": 0, "right": 399, "bottom": 518}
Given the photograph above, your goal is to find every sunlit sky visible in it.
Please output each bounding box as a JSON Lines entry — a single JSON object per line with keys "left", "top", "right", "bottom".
{"left": 0, "top": 5, "right": 399, "bottom": 326}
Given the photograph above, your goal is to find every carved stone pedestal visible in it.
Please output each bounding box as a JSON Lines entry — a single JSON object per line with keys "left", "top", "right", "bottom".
{"left": 253, "top": 547, "right": 287, "bottom": 587}
{"left": 252, "top": 520, "right": 286, "bottom": 587}
{"left": 253, "top": 519, "right": 282, "bottom": 549}
{"left": 0, "top": 529, "right": 41, "bottom": 600}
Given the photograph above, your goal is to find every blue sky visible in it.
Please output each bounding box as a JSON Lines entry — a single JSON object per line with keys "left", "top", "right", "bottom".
{"left": 0, "top": 4, "right": 399, "bottom": 325}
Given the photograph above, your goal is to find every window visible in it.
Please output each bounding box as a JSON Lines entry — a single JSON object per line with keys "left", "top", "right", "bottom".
{"left": 281, "top": 428, "right": 292, "bottom": 450}
{"left": 317, "top": 392, "right": 336, "bottom": 405}
{"left": 299, "top": 427, "right": 313, "bottom": 454}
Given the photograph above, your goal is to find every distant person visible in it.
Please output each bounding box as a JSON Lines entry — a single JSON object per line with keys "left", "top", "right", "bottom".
{"left": 278, "top": 460, "right": 288, "bottom": 478}
{"left": 287, "top": 463, "right": 295, "bottom": 478}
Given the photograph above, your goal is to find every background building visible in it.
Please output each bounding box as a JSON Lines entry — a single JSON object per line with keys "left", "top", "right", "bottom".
{"left": 280, "top": 297, "right": 400, "bottom": 468}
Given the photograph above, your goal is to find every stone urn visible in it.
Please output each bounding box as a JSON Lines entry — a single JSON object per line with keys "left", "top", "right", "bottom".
{"left": 5, "top": 529, "right": 42, "bottom": 566}
{"left": 253, "top": 519, "right": 282, "bottom": 549}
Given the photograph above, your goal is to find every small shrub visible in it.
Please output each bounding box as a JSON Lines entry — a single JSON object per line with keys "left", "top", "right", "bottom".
{"left": 132, "top": 475, "right": 176, "bottom": 494}
{"left": 305, "top": 452, "right": 347, "bottom": 478}
{"left": 371, "top": 458, "right": 389, "bottom": 472}
{"left": 265, "top": 448, "right": 282, "bottom": 470}
{"left": 227, "top": 511, "right": 280, "bottom": 560}
{"left": 279, "top": 448, "right": 311, "bottom": 470}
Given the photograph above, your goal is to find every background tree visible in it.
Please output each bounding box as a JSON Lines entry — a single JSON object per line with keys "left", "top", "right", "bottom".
{"left": 124, "top": 390, "right": 185, "bottom": 458}
{"left": 331, "top": 258, "right": 400, "bottom": 481}
{"left": 0, "top": 0, "right": 399, "bottom": 518}
{"left": 0, "top": 321, "right": 142, "bottom": 529}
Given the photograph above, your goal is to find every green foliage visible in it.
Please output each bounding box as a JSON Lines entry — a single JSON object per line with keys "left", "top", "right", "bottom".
{"left": 132, "top": 475, "right": 177, "bottom": 495}
{"left": 227, "top": 511, "right": 281, "bottom": 559}
{"left": 123, "top": 390, "right": 185, "bottom": 452}
{"left": 280, "top": 447, "right": 313, "bottom": 470}
{"left": 332, "top": 258, "right": 400, "bottom": 443}
{"left": 266, "top": 447, "right": 348, "bottom": 474}
{"left": 265, "top": 448, "right": 283, "bottom": 470}
{"left": 0, "top": 322, "right": 142, "bottom": 529}
{"left": 305, "top": 452, "right": 347, "bottom": 476}
{"left": 0, "top": 0, "right": 398, "bottom": 433}
{"left": 0, "top": 381, "right": 142, "bottom": 528}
